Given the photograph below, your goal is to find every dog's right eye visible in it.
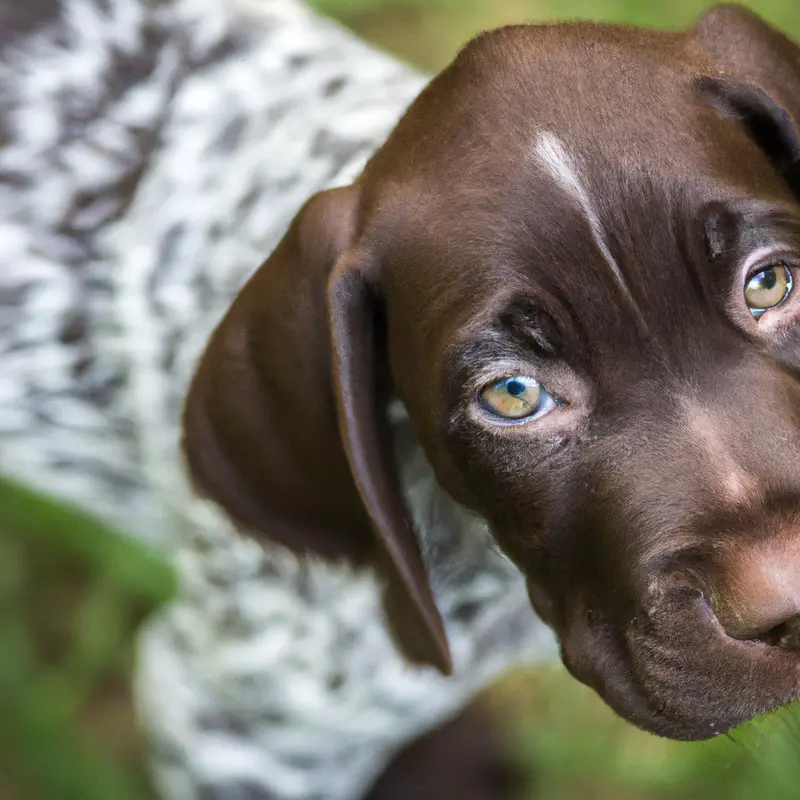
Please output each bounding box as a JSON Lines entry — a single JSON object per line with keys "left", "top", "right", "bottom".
{"left": 478, "top": 376, "right": 558, "bottom": 422}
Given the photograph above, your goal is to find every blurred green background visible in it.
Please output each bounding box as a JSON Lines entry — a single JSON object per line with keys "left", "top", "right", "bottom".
{"left": 309, "top": 0, "right": 800, "bottom": 72}
{"left": 4, "top": 1, "right": 800, "bottom": 799}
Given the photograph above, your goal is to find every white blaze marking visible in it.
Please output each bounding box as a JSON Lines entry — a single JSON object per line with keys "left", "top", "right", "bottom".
{"left": 533, "top": 132, "right": 640, "bottom": 312}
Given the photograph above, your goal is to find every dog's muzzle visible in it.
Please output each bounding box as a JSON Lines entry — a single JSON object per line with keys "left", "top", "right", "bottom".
{"left": 559, "top": 576, "right": 800, "bottom": 740}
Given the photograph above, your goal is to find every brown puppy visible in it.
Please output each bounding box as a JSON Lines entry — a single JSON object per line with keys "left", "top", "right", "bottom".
{"left": 183, "top": 5, "right": 800, "bottom": 741}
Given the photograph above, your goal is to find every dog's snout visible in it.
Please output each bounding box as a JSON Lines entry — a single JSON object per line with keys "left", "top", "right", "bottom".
{"left": 720, "top": 598, "right": 800, "bottom": 648}
{"left": 711, "top": 537, "right": 800, "bottom": 649}
{"left": 719, "top": 600, "right": 800, "bottom": 650}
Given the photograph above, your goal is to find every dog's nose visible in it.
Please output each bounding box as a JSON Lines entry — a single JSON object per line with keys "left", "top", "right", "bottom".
{"left": 719, "top": 597, "right": 800, "bottom": 648}
{"left": 712, "top": 539, "right": 800, "bottom": 649}
{"left": 721, "top": 598, "right": 800, "bottom": 647}
{"left": 754, "top": 614, "right": 800, "bottom": 649}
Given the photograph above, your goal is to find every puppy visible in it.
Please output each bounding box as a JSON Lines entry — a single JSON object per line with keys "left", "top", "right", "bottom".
{"left": 185, "top": 4, "right": 800, "bottom": 748}
{"left": 4, "top": 1, "right": 800, "bottom": 798}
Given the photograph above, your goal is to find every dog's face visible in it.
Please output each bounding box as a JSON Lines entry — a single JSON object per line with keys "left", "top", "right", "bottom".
{"left": 359, "top": 20, "right": 800, "bottom": 739}
{"left": 184, "top": 7, "right": 800, "bottom": 741}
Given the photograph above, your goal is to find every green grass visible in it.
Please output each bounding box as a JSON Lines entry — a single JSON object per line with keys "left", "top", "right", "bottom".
{"left": 0, "top": 476, "right": 175, "bottom": 800}
{"left": 491, "top": 667, "right": 800, "bottom": 800}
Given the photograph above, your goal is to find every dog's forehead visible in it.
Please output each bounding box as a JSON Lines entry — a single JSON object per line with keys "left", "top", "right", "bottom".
{"left": 368, "top": 22, "right": 794, "bottom": 358}
{"left": 364, "top": 20, "right": 780, "bottom": 234}
{"left": 367, "top": 23, "right": 715, "bottom": 188}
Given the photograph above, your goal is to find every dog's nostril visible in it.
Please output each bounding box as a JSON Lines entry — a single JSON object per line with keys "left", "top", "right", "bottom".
{"left": 717, "top": 596, "right": 800, "bottom": 648}
{"left": 759, "top": 614, "right": 800, "bottom": 649}
{"left": 713, "top": 545, "right": 800, "bottom": 650}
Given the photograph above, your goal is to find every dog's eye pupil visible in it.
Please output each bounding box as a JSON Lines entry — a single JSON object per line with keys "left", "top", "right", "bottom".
{"left": 506, "top": 379, "right": 527, "bottom": 397}
{"left": 745, "top": 266, "right": 793, "bottom": 318}
{"left": 478, "top": 376, "right": 557, "bottom": 422}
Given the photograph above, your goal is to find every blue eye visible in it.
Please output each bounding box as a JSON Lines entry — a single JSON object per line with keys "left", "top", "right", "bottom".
{"left": 478, "top": 376, "right": 558, "bottom": 422}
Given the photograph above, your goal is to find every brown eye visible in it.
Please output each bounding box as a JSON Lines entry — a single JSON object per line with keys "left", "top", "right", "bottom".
{"left": 478, "top": 376, "right": 557, "bottom": 421}
{"left": 744, "top": 266, "right": 793, "bottom": 319}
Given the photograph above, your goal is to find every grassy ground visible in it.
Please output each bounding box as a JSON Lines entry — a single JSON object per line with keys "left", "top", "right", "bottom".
{"left": 4, "top": 1, "right": 800, "bottom": 798}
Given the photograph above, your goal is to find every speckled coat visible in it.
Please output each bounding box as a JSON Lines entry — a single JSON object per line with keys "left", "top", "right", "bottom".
{"left": 0, "top": 1, "right": 555, "bottom": 798}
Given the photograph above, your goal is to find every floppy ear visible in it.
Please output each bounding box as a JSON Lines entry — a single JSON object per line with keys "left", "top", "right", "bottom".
{"left": 691, "top": 5, "right": 800, "bottom": 193}
{"left": 182, "top": 185, "right": 452, "bottom": 674}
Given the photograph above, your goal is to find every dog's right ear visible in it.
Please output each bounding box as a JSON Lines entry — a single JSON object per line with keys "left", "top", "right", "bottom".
{"left": 182, "top": 184, "right": 452, "bottom": 675}
{"left": 692, "top": 5, "right": 800, "bottom": 194}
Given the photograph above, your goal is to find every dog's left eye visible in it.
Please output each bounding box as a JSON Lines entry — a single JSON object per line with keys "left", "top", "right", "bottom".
{"left": 478, "top": 376, "right": 558, "bottom": 422}
{"left": 745, "top": 265, "right": 793, "bottom": 318}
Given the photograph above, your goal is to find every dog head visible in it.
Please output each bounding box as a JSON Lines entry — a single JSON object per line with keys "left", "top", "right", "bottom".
{"left": 183, "top": 5, "right": 800, "bottom": 740}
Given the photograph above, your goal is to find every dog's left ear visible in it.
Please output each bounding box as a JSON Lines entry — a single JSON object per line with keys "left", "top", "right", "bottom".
{"left": 692, "top": 5, "right": 800, "bottom": 193}
{"left": 182, "top": 185, "right": 452, "bottom": 675}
